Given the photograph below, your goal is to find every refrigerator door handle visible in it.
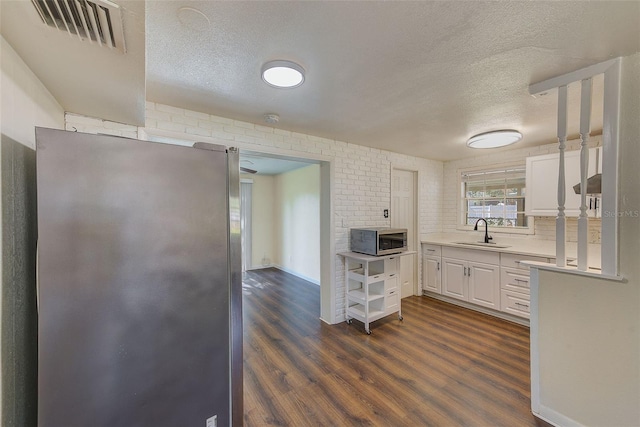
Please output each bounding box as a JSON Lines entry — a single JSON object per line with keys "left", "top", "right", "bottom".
{"left": 226, "top": 146, "right": 244, "bottom": 426}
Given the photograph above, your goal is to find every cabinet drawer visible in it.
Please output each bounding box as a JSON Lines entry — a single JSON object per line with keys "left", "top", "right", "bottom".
{"left": 386, "top": 289, "right": 399, "bottom": 314}
{"left": 422, "top": 244, "right": 441, "bottom": 256}
{"left": 500, "top": 289, "right": 530, "bottom": 318}
{"left": 500, "top": 253, "right": 549, "bottom": 270}
{"left": 384, "top": 256, "right": 399, "bottom": 275}
{"left": 500, "top": 267, "right": 530, "bottom": 294}
{"left": 385, "top": 276, "right": 398, "bottom": 292}
{"left": 442, "top": 246, "right": 499, "bottom": 265}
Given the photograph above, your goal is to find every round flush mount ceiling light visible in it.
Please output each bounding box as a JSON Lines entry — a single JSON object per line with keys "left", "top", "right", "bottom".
{"left": 261, "top": 60, "right": 305, "bottom": 88}
{"left": 467, "top": 130, "right": 523, "bottom": 149}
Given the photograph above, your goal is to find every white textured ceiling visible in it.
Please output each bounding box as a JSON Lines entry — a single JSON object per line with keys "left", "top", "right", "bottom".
{"left": 2, "top": 1, "right": 639, "bottom": 161}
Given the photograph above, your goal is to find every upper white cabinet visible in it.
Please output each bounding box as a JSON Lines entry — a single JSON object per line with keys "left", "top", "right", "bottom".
{"left": 525, "top": 148, "right": 601, "bottom": 217}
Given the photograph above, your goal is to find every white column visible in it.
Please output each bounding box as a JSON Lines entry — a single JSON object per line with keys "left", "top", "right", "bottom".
{"left": 556, "top": 85, "right": 568, "bottom": 268}
{"left": 577, "top": 79, "right": 592, "bottom": 271}
{"left": 601, "top": 59, "right": 621, "bottom": 276}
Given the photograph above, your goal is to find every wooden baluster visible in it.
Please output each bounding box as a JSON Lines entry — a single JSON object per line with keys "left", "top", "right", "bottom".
{"left": 556, "top": 85, "right": 568, "bottom": 268}
{"left": 578, "top": 78, "right": 592, "bottom": 271}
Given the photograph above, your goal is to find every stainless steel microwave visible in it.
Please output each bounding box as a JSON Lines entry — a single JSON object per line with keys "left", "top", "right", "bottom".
{"left": 350, "top": 227, "right": 408, "bottom": 256}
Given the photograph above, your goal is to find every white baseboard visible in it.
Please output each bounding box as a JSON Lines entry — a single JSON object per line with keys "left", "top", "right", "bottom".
{"left": 246, "top": 264, "right": 273, "bottom": 271}
{"left": 422, "top": 291, "right": 530, "bottom": 327}
{"left": 535, "top": 405, "right": 585, "bottom": 427}
{"left": 273, "top": 265, "right": 320, "bottom": 286}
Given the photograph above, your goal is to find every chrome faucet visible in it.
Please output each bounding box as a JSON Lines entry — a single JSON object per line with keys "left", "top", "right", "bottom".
{"left": 473, "top": 218, "right": 493, "bottom": 244}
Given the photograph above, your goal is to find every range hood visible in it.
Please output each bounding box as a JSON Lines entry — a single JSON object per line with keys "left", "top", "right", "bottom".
{"left": 573, "top": 173, "right": 601, "bottom": 195}
{"left": 573, "top": 148, "right": 602, "bottom": 195}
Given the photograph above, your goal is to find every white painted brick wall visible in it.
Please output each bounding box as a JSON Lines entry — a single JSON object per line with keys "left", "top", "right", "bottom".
{"left": 534, "top": 217, "right": 601, "bottom": 244}
{"left": 65, "top": 103, "right": 444, "bottom": 322}
{"left": 65, "top": 113, "right": 138, "bottom": 139}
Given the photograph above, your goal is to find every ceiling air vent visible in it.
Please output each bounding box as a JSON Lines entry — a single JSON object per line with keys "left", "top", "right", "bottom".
{"left": 31, "top": 0, "right": 126, "bottom": 53}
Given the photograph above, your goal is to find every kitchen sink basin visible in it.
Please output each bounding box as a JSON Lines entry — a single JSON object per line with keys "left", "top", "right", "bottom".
{"left": 454, "top": 241, "right": 511, "bottom": 249}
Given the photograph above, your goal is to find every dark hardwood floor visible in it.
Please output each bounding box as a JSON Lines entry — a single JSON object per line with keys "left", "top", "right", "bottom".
{"left": 242, "top": 267, "right": 541, "bottom": 426}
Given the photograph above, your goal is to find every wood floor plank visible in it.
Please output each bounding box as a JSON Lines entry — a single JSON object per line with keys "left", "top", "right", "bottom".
{"left": 243, "top": 267, "right": 539, "bottom": 426}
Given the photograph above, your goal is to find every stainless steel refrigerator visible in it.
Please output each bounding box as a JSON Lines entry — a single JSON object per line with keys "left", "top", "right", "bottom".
{"left": 35, "top": 128, "right": 243, "bottom": 426}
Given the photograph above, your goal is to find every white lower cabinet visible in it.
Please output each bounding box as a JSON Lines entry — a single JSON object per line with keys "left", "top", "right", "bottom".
{"left": 421, "top": 243, "right": 554, "bottom": 322}
{"left": 501, "top": 289, "right": 531, "bottom": 318}
{"left": 468, "top": 262, "right": 500, "bottom": 309}
{"left": 423, "top": 256, "right": 442, "bottom": 293}
{"left": 498, "top": 253, "right": 549, "bottom": 319}
{"left": 441, "top": 247, "right": 501, "bottom": 310}
{"left": 422, "top": 244, "right": 442, "bottom": 295}
{"left": 442, "top": 258, "right": 467, "bottom": 300}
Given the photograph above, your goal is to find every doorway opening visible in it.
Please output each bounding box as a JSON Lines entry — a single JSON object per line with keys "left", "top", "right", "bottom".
{"left": 239, "top": 150, "right": 333, "bottom": 323}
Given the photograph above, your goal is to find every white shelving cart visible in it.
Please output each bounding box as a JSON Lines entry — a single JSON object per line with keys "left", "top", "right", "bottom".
{"left": 339, "top": 251, "right": 416, "bottom": 334}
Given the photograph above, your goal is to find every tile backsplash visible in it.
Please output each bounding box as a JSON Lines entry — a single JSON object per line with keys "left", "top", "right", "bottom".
{"left": 534, "top": 216, "right": 601, "bottom": 244}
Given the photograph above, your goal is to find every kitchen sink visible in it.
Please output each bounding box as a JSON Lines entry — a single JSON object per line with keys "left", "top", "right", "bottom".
{"left": 454, "top": 241, "right": 512, "bottom": 249}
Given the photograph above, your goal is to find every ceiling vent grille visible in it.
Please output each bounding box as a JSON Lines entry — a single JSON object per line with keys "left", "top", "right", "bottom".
{"left": 31, "top": 0, "right": 126, "bottom": 53}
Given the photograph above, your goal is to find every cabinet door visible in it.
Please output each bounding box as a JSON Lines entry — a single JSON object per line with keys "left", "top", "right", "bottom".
{"left": 442, "top": 258, "right": 467, "bottom": 301}
{"left": 526, "top": 148, "right": 598, "bottom": 217}
{"left": 468, "top": 262, "right": 500, "bottom": 309}
{"left": 423, "top": 256, "right": 441, "bottom": 294}
{"left": 385, "top": 276, "right": 399, "bottom": 315}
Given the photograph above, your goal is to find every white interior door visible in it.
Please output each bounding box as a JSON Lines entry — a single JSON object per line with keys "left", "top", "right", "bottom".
{"left": 391, "top": 169, "right": 417, "bottom": 298}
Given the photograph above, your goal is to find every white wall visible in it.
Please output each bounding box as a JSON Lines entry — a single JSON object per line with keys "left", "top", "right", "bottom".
{"left": 1, "top": 35, "right": 65, "bottom": 427}
{"left": 274, "top": 164, "right": 321, "bottom": 284}
{"left": 240, "top": 173, "right": 277, "bottom": 269}
{"left": 536, "top": 53, "right": 640, "bottom": 426}
{"left": 443, "top": 136, "right": 602, "bottom": 242}
{"left": 1, "top": 37, "right": 65, "bottom": 147}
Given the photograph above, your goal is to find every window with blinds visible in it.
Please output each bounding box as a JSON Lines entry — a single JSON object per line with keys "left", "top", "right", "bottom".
{"left": 462, "top": 167, "right": 527, "bottom": 228}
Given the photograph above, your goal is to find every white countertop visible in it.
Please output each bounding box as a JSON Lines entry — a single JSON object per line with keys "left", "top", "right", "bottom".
{"left": 420, "top": 232, "right": 602, "bottom": 269}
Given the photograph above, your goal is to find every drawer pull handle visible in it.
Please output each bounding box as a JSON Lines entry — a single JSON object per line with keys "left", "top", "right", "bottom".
{"left": 514, "top": 302, "right": 529, "bottom": 308}
{"left": 389, "top": 274, "right": 396, "bottom": 277}
{"left": 437, "top": 262, "right": 440, "bottom": 271}
{"left": 514, "top": 278, "right": 528, "bottom": 283}
{"left": 464, "top": 267, "right": 467, "bottom": 276}
{"left": 426, "top": 249, "right": 436, "bottom": 252}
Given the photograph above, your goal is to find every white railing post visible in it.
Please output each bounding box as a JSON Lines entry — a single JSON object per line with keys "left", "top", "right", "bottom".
{"left": 529, "top": 58, "right": 621, "bottom": 277}
{"left": 577, "top": 78, "right": 592, "bottom": 271}
{"left": 556, "top": 85, "right": 568, "bottom": 268}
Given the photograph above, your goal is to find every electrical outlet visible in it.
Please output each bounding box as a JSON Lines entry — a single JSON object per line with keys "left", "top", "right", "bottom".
{"left": 206, "top": 415, "right": 217, "bottom": 427}
{"left": 383, "top": 209, "right": 389, "bottom": 218}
